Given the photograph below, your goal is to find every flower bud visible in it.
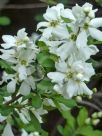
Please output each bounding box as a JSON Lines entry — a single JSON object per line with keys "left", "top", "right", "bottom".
{"left": 97, "top": 111, "right": 102, "bottom": 118}
{"left": 92, "top": 112, "right": 98, "bottom": 118}
{"left": 76, "top": 73, "right": 83, "bottom": 80}
{"left": 76, "top": 96, "right": 82, "bottom": 102}
{"left": 33, "top": 132, "right": 40, "bottom": 136}
{"left": 92, "top": 119, "right": 100, "bottom": 126}
{"left": 83, "top": 7, "right": 90, "bottom": 13}
{"left": 85, "top": 118, "right": 91, "bottom": 125}
{"left": 88, "top": 11, "right": 95, "bottom": 18}
{"left": 92, "top": 88, "right": 97, "bottom": 93}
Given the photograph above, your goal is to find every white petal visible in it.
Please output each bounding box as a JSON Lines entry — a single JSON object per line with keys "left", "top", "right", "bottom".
{"left": 54, "top": 84, "right": 63, "bottom": 94}
{"left": 83, "top": 62, "right": 95, "bottom": 81}
{"left": 33, "top": 111, "right": 43, "bottom": 123}
{"left": 21, "top": 109, "right": 31, "bottom": 122}
{"left": 19, "top": 112, "right": 29, "bottom": 124}
{"left": 47, "top": 72, "right": 65, "bottom": 83}
{"left": 76, "top": 45, "right": 99, "bottom": 61}
{"left": 37, "top": 22, "right": 49, "bottom": 30}
{"left": 25, "top": 76, "right": 35, "bottom": 90}
{"left": 42, "top": 27, "right": 52, "bottom": 38}
{"left": 19, "top": 82, "right": 31, "bottom": 96}
{"left": 2, "top": 35, "right": 15, "bottom": 43}
{"left": 55, "top": 61, "right": 67, "bottom": 72}
{"left": 76, "top": 31, "right": 87, "bottom": 48}
{"left": 43, "top": 8, "right": 58, "bottom": 21}
{"left": 53, "top": 24, "right": 69, "bottom": 39}
{"left": 90, "top": 18, "right": 102, "bottom": 28}
{"left": 1, "top": 43, "right": 15, "bottom": 49}
{"left": 7, "top": 80, "right": 16, "bottom": 93}
{"left": 89, "top": 27, "right": 102, "bottom": 41}
{"left": 17, "top": 28, "right": 27, "bottom": 39}
{"left": 21, "top": 129, "right": 28, "bottom": 136}
{"left": 18, "top": 66, "right": 27, "bottom": 81}
{"left": 61, "top": 9, "right": 75, "bottom": 21}
{"left": 56, "top": 42, "right": 73, "bottom": 60}
{"left": 79, "top": 82, "right": 93, "bottom": 96}
{"left": 64, "top": 80, "right": 77, "bottom": 98}
{"left": 2, "top": 123, "right": 14, "bottom": 136}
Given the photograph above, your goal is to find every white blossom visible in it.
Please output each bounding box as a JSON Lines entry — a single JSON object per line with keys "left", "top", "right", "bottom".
{"left": 37, "top": 3, "right": 69, "bottom": 39}
{"left": 47, "top": 57, "right": 94, "bottom": 98}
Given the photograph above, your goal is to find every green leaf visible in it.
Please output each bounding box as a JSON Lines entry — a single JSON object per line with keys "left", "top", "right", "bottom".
{"left": 77, "top": 126, "right": 102, "bottom": 136}
{"left": 0, "top": 60, "right": 13, "bottom": 73}
{"left": 62, "top": 111, "right": 75, "bottom": 129}
{"left": 77, "top": 108, "right": 88, "bottom": 127}
{"left": 0, "top": 105, "right": 13, "bottom": 116}
{"left": 57, "top": 125, "right": 64, "bottom": 136}
{"left": 37, "top": 79, "right": 54, "bottom": 94}
{"left": 37, "top": 52, "right": 55, "bottom": 69}
{"left": 61, "top": 16, "right": 73, "bottom": 23}
{"left": 55, "top": 96, "right": 77, "bottom": 108}
{"left": 37, "top": 41, "right": 49, "bottom": 51}
{"left": 32, "top": 95, "right": 42, "bottom": 108}
{"left": 0, "top": 16, "right": 11, "bottom": 26}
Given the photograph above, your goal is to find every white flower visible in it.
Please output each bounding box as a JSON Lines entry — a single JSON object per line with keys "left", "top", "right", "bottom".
{"left": 37, "top": 3, "right": 69, "bottom": 39}
{"left": 44, "top": 29, "right": 98, "bottom": 61}
{"left": 1, "top": 28, "right": 29, "bottom": 49}
{"left": 47, "top": 58, "right": 94, "bottom": 98}
{"left": 82, "top": 3, "right": 97, "bottom": 18}
{"left": 2, "top": 123, "right": 14, "bottom": 136}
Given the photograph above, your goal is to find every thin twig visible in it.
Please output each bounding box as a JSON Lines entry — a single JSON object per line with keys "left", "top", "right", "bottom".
{"left": 5, "top": 94, "right": 22, "bottom": 105}
{"left": 79, "top": 100, "right": 101, "bottom": 111}
{"left": 0, "top": 3, "right": 75, "bottom": 10}
{"left": 94, "top": 92, "right": 102, "bottom": 97}
{"left": 0, "top": 3, "right": 47, "bottom": 9}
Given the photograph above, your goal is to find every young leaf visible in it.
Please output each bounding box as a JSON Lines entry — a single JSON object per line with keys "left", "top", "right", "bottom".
{"left": 55, "top": 96, "right": 77, "bottom": 108}
{"left": 37, "top": 79, "right": 54, "bottom": 94}
{"left": 77, "top": 108, "right": 88, "bottom": 127}
{"left": 32, "top": 95, "right": 42, "bottom": 109}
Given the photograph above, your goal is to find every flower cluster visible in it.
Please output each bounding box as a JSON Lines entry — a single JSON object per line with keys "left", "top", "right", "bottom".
{"left": 0, "top": 2, "right": 102, "bottom": 136}
{"left": 37, "top": 3, "right": 100, "bottom": 98}
{"left": 0, "top": 28, "right": 39, "bottom": 95}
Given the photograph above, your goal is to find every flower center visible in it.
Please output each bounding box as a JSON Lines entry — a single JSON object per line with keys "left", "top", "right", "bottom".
{"left": 50, "top": 20, "right": 59, "bottom": 27}
{"left": 21, "top": 60, "right": 27, "bottom": 65}
{"left": 16, "top": 37, "right": 29, "bottom": 46}
{"left": 70, "top": 34, "right": 77, "bottom": 41}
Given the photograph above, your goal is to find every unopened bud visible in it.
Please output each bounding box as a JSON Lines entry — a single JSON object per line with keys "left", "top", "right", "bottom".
{"left": 83, "top": 7, "right": 90, "bottom": 13}
{"left": 92, "top": 112, "right": 98, "bottom": 118}
{"left": 85, "top": 118, "right": 91, "bottom": 125}
{"left": 76, "top": 73, "right": 83, "bottom": 80}
{"left": 76, "top": 96, "right": 82, "bottom": 102}
{"left": 88, "top": 11, "right": 95, "bottom": 18}
{"left": 88, "top": 95, "right": 92, "bottom": 99}
{"left": 93, "top": 88, "right": 97, "bottom": 93}
{"left": 92, "top": 119, "right": 100, "bottom": 126}
{"left": 33, "top": 132, "right": 40, "bottom": 136}
{"left": 97, "top": 111, "right": 102, "bottom": 118}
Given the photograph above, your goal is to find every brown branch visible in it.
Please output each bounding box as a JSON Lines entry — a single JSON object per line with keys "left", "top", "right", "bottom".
{"left": 0, "top": 3, "right": 47, "bottom": 9}
{"left": 0, "top": 3, "right": 74, "bottom": 10}
{"left": 5, "top": 94, "right": 22, "bottom": 105}
{"left": 79, "top": 100, "right": 101, "bottom": 111}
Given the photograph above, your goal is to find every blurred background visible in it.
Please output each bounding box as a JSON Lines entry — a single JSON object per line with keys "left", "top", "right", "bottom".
{"left": 0, "top": 0, "right": 102, "bottom": 136}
